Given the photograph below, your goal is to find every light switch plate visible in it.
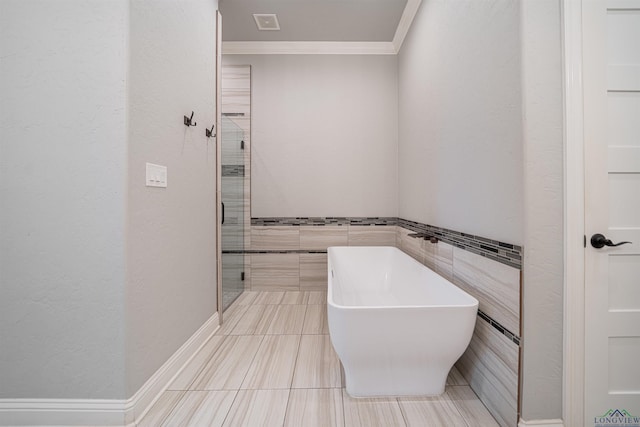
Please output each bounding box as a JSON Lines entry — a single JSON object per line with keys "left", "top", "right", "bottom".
{"left": 146, "top": 163, "right": 167, "bottom": 188}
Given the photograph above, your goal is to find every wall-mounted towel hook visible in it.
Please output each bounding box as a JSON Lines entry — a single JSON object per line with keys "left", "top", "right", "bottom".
{"left": 184, "top": 111, "right": 197, "bottom": 127}
{"left": 205, "top": 124, "right": 215, "bottom": 138}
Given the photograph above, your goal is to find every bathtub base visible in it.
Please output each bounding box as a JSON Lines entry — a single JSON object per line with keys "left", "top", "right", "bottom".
{"left": 342, "top": 364, "right": 449, "bottom": 398}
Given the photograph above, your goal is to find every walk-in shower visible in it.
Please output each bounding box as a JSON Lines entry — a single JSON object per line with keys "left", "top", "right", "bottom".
{"left": 220, "top": 116, "right": 246, "bottom": 310}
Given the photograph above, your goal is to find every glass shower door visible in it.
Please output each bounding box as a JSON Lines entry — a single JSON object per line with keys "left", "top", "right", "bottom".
{"left": 221, "top": 117, "right": 245, "bottom": 311}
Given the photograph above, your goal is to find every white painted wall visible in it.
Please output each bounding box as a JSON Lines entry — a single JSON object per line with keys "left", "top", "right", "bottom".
{"left": 223, "top": 55, "right": 398, "bottom": 218}
{"left": 397, "top": 0, "right": 523, "bottom": 244}
{"left": 0, "top": 0, "right": 128, "bottom": 399}
{"left": 0, "top": 0, "right": 219, "bottom": 401}
{"left": 125, "top": 0, "right": 219, "bottom": 397}
{"left": 520, "top": 0, "right": 564, "bottom": 421}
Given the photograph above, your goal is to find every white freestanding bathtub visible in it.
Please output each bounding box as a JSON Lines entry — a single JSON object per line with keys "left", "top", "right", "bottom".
{"left": 327, "top": 246, "right": 478, "bottom": 397}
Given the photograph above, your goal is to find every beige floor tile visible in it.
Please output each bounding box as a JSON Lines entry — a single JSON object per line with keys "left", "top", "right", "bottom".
{"left": 282, "top": 291, "right": 310, "bottom": 304}
{"left": 168, "top": 335, "right": 225, "bottom": 390}
{"left": 137, "top": 391, "right": 184, "bottom": 427}
{"left": 343, "top": 394, "right": 406, "bottom": 427}
{"left": 253, "top": 291, "right": 285, "bottom": 305}
{"left": 216, "top": 304, "right": 250, "bottom": 335}
{"left": 266, "top": 304, "right": 307, "bottom": 334}
{"left": 241, "top": 335, "right": 301, "bottom": 389}
{"left": 284, "top": 388, "right": 344, "bottom": 427}
{"left": 222, "top": 389, "right": 289, "bottom": 427}
{"left": 229, "top": 304, "right": 278, "bottom": 335}
{"left": 234, "top": 291, "right": 259, "bottom": 305}
{"left": 139, "top": 291, "right": 499, "bottom": 427}
{"left": 308, "top": 291, "right": 327, "bottom": 304}
{"left": 302, "top": 304, "right": 329, "bottom": 334}
{"left": 447, "top": 386, "right": 499, "bottom": 427}
{"left": 190, "top": 335, "right": 263, "bottom": 390}
{"left": 446, "top": 366, "right": 468, "bottom": 386}
{"left": 398, "top": 394, "right": 467, "bottom": 427}
{"left": 292, "top": 335, "right": 342, "bottom": 389}
{"left": 161, "top": 390, "right": 236, "bottom": 427}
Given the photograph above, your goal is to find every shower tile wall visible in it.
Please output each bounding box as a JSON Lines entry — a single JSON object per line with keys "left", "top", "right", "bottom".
{"left": 249, "top": 217, "right": 521, "bottom": 427}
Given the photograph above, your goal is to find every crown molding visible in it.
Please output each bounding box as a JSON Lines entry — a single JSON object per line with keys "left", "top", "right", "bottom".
{"left": 223, "top": 41, "right": 396, "bottom": 55}
{"left": 392, "top": 0, "right": 422, "bottom": 53}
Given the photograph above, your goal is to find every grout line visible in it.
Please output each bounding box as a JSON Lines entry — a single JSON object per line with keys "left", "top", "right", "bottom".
{"left": 282, "top": 381, "right": 295, "bottom": 426}
{"left": 396, "top": 396, "right": 409, "bottom": 427}
{"left": 182, "top": 335, "right": 229, "bottom": 392}
{"left": 341, "top": 387, "right": 347, "bottom": 427}
{"left": 218, "top": 389, "right": 240, "bottom": 427}
{"left": 186, "top": 291, "right": 499, "bottom": 425}
{"left": 152, "top": 390, "right": 187, "bottom": 427}
{"left": 443, "top": 388, "right": 473, "bottom": 427}
{"left": 237, "top": 332, "right": 266, "bottom": 391}
{"left": 288, "top": 331, "right": 304, "bottom": 390}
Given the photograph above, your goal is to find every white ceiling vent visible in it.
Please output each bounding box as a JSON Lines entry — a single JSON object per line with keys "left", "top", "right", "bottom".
{"left": 253, "top": 14, "right": 280, "bottom": 31}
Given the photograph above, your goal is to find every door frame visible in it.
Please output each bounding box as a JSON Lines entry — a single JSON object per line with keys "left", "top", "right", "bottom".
{"left": 562, "top": 0, "right": 586, "bottom": 425}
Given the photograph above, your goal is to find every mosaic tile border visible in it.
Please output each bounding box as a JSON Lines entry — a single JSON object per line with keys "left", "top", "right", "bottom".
{"left": 222, "top": 250, "right": 327, "bottom": 254}
{"left": 251, "top": 217, "right": 522, "bottom": 269}
{"left": 478, "top": 309, "right": 521, "bottom": 346}
{"left": 251, "top": 217, "right": 397, "bottom": 226}
{"left": 397, "top": 218, "right": 522, "bottom": 269}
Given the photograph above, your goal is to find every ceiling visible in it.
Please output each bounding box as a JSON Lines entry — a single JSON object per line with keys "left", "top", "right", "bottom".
{"left": 219, "top": 0, "right": 409, "bottom": 42}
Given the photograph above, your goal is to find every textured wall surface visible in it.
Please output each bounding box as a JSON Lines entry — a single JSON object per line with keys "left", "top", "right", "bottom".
{"left": 520, "top": 0, "right": 564, "bottom": 420}
{"left": 0, "top": 0, "right": 128, "bottom": 399}
{"left": 0, "top": 0, "right": 220, "bottom": 401}
{"left": 126, "top": 0, "right": 219, "bottom": 398}
{"left": 397, "top": 0, "right": 523, "bottom": 245}
{"left": 223, "top": 55, "right": 399, "bottom": 218}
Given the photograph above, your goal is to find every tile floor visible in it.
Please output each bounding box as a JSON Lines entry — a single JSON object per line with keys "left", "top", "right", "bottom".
{"left": 139, "top": 291, "right": 499, "bottom": 427}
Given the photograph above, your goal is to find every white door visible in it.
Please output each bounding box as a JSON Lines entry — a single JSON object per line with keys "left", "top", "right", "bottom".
{"left": 583, "top": 0, "right": 640, "bottom": 424}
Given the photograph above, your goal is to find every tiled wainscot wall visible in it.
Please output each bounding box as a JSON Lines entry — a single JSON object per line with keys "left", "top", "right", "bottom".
{"left": 244, "top": 217, "right": 522, "bottom": 427}
{"left": 246, "top": 218, "right": 397, "bottom": 291}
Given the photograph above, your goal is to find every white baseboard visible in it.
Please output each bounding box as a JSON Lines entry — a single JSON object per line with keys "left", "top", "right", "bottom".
{"left": 0, "top": 312, "right": 219, "bottom": 427}
{"left": 519, "top": 419, "right": 565, "bottom": 427}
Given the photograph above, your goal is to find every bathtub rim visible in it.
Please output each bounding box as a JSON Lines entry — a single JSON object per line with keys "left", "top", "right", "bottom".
{"left": 327, "top": 245, "right": 479, "bottom": 311}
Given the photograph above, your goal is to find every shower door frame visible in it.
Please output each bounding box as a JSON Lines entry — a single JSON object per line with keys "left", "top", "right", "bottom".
{"left": 215, "top": 9, "right": 223, "bottom": 323}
